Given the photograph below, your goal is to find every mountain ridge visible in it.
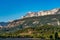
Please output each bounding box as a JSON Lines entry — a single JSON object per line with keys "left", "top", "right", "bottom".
{"left": 22, "top": 8, "right": 60, "bottom": 18}
{"left": 0, "top": 8, "right": 60, "bottom": 28}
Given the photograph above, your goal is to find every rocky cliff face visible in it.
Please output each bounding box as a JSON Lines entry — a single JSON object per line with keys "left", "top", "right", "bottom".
{"left": 6, "top": 16, "right": 60, "bottom": 29}
{"left": 22, "top": 8, "right": 60, "bottom": 18}
{"left": 0, "top": 8, "right": 60, "bottom": 29}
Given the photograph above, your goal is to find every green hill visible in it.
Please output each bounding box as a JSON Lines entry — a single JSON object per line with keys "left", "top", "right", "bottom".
{"left": 0, "top": 14, "right": 60, "bottom": 39}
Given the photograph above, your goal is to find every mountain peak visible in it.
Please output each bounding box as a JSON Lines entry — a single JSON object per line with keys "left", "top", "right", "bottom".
{"left": 0, "top": 8, "right": 60, "bottom": 28}
{"left": 22, "top": 8, "right": 60, "bottom": 18}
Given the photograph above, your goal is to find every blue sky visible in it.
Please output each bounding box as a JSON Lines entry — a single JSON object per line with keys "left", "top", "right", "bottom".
{"left": 0, "top": 0, "right": 60, "bottom": 22}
